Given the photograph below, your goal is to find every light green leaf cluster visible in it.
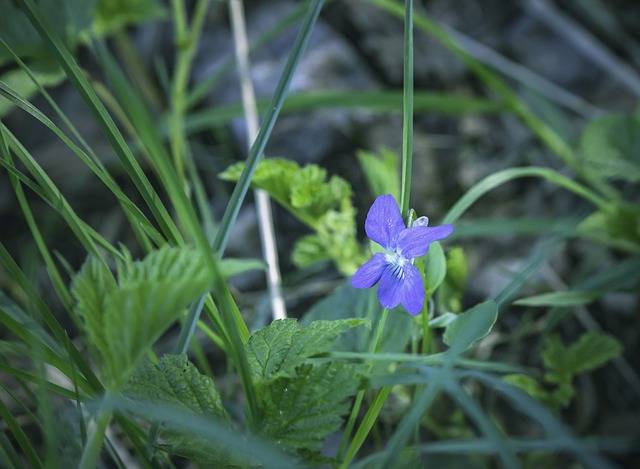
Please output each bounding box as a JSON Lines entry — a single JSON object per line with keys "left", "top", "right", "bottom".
{"left": 506, "top": 331, "right": 622, "bottom": 408}
{"left": 126, "top": 354, "right": 239, "bottom": 466}
{"left": 71, "top": 246, "right": 214, "bottom": 387}
{"left": 245, "top": 319, "right": 368, "bottom": 457}
{"left": 220, "top": 158, "right": 366, "bottom": 274}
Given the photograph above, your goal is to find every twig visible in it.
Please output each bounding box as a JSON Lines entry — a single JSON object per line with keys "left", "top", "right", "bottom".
{"left": 229, "top": 0, "right": 287, "bottom": 321}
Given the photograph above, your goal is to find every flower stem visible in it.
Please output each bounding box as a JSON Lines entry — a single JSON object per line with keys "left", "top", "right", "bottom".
{"left": 399, "top": 0, "right": 414, "bottom": 216}
{"left": 341, "top": 3, "right": 413, "bottom": 464}
{"left": 337, "top": 308, "right": 389, "bottom": 459}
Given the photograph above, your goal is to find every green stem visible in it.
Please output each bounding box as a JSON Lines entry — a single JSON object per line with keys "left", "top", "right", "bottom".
{"left": 421, "top": 299, "right": 431, "bottom": 354}
{"left": 78, "top": 410, "right": 112, "bottom": 469}
{"left": 399, "top": 0, "right": 414, "bottom": 216}
{"left": 341, "top": 2, "right": 413, "bottom": 464}
{"left": 337, "top": 308, "right": 389, "bottom": 459}
{"left": 170, "top": 0, "right": 211, "bottom": 182}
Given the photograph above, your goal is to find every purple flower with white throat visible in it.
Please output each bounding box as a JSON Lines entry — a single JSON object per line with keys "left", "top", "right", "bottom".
{"left": 352, "top": 194, "right": 454, "bottom": 315}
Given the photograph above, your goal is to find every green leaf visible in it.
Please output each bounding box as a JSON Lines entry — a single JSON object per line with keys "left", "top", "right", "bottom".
{"left": 71, "top": 257, "right": 117, "bottom": 359}
{"left": 127, "top": 354, "right": 227, "bottom": 419}
{"left": 72, "top": 247, "right": 214, "bottom": 386}
{"left": 439, "top": 246, "right": 468, "bottom": 313}
{"left": 0, "top": 67, "right": 65, "bottom": 117}
{"left": 423, "top": 241, "right": 446, "bottom": 297}
{"left": 93, "top": 0, "right": 165, "bottom": 35}
{"left": 443, "top": 300, "right": 498, "bottom": 352}
{"left": 515, "top": 290, "right": 600, "bottom": 307}
{"left": 258, "top": 362, "right": 365, "bottom": 454}
{"left": 246, "top": 318, "right": 368, "bottom": 382}
{"left": 221, "top": 158, "right": 365, "bottom": 274}
{"left": 356, "top": 147, "right": 400, "bottom": 200}
{"left": 580, "top": 113, "right": 640, "bottom": 183}
{"left": 219, "top": 257, "right": 265, "bottom": 278}
{"left": 292, "top": 235, "right": 331, "bottom": 267}
{"left": 577, "top": 205, "right": 640, "bottom": 253}
{"left": 503, "top": 374, "right": 548, "bottom": 402}
{"left": 126, "top": 354, "right": 236, "bottom": 466}
{"left": 220, "top": 158, "right": 351, "bottom": 228}
{"left": 302, "top": 281, "right": 413, "bottom": 354}
{"left": 0, "top": 0, "right": 96, "bottom": 67}
{"left": 543, "top": 332, "right": 622, "bottom": 384}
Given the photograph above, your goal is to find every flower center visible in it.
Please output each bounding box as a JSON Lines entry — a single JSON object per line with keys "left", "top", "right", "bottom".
{"left": 385, "top": 249, "right": 407, "bottom": 279}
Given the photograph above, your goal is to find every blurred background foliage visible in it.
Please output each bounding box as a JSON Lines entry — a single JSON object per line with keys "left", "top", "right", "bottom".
{"left": 1, "top": 0, "right": 640, "bottom": 466}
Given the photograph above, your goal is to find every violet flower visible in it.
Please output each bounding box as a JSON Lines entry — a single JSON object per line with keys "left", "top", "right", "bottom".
{"left": 352, "top": 194, "right": 454, "bottom": 315}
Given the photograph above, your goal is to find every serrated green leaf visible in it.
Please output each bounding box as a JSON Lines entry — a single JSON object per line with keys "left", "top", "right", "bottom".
{"left": 302, "top": 281, "right": 413, "bottom": 354}
{"left": 259, "top": 362, "right": 364, "bottom": 454}
{"left": 93, "top": 0, "right": 165, "bottom": 35}
{"left": 221, "top": 159, "right": 365, "bottom": 274}
{"left": 103, "top": 247, "right": 214, "bottom": 384}
{"left": 443, "top": 300, "right": 498, "bottom": 353}
{"left": 126, "top": 354, "right": 237, "bottom": 466}
{"left": 292, "top": 235, "right": 331, "bottom": 267}
{"left": 246, "top": 318, "right": 368, "bottom": 382}
{"left": 71, "top": 257, "right": 117, "bottom": 359}
{"left": 72, "top": 247, "right": 214, "bottom": 386}
{"left": 127, "top": 354, "right": 227, "bottom": 419}
{"left": 580, "top": 113, "right": 640, "bottom": 183}
{"left": 356, "top": 147, "right": 400, "bottom": 200}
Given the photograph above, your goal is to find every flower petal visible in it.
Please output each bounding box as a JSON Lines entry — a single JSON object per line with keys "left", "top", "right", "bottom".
{"left": 396, "top": 224, "right": 454, "bottom": 258}
{"left": 365, "top": 194, "right": 405, "bottom": 249}
{"left": 352, "top": 253, "right": 386, "bottom": 288}
{"left": 400, "top": 264, "right": 424, "bottom": 315}
{"left": 377, "top": 265, "right": 404, "bottom": 309}
{"left": 377, "top": 263, "right": 425, "bottom": 315}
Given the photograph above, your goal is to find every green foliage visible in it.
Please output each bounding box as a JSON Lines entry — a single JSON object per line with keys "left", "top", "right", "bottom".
{"left": 438, "top": 247, "right": 468, "bottom": 313}
{"left": 258, "top": 362, "right": 365, "bottom": 453}
{"left": 302, "top": 281, "right": 414, "bottom": 354}
{"left": 421, "top": 241, "right": 446, "bottom": 298}
{"left": 506, "top": 332, "right": 622, "bottom": 408}
{"left": 246, "top": 318, "right": 368, "bottom": 382}
{"left": 93, "top": 0, "right": 165, "bottom": 35}
{"left": 578, "top": 204, "right": 640, "bottom": 253}
{"left": 245, "top": 319, "right": 368, "bottom": 458}
{"left": 356, "top": 147, "right": 400, "bottom": 200}
{"left": 72, "top": 247, "right": 214, "bottom": 387}
{"left": 126, "top": 354, "right": 237, "bottom": 466}
{"left": 443, "top": 300, "right": 498, "bottom": 352}
{"left": 0, "top": 0, "right": 95, "bottom": 67}
{"left": 543, "top": 332, "right": 622, "bottom": 383}
{"left": 579, "top": 111, "right": 640, "bottom": 183}
{"left": 220, "top": 159, "right": 366, "bottom": 274}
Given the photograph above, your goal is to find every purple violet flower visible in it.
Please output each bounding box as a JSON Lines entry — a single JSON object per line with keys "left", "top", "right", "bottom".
{"left": 352, "top": 194, "right": 454, "bottom": 315}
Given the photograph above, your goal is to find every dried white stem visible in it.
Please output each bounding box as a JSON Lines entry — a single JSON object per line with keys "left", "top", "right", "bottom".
{"left": 229, "top": 0, "right": 287, "bottom": 320}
